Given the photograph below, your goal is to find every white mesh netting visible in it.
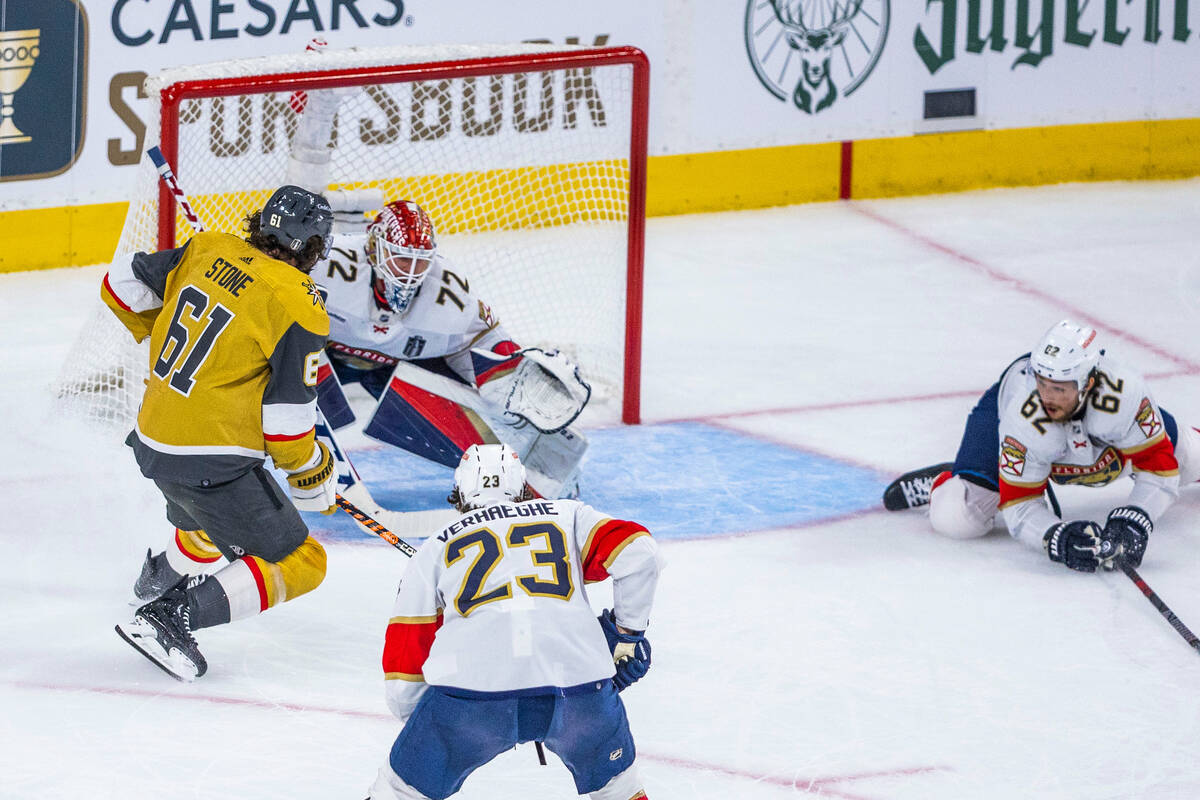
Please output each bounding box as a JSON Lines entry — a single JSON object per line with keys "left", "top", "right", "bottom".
{"left": 55, "top": 43, "right": 643, "bottom": 427}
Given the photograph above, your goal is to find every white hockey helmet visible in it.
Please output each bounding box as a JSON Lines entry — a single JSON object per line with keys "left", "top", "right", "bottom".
{"left": 453, "top": 444, "right": 528, "bottom": 510}
{"left": 1030, "top": 319, "right": 1101, "bottom": 392}
{"left": 366, "top": 200, "right": 437, "bottom": 313}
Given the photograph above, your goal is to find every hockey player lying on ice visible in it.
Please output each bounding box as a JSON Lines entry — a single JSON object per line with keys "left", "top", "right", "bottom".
{"left": 884, "top": 319, "right": 1200, "bottom": 573}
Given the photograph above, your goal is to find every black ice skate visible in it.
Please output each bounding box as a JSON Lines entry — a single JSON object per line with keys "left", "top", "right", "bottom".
{"left": 882, "top": 462, "right": 954, "bottom": 511}
{"left": 133, "top": 549, "right": 181, "bottom": 601}
{"left": 115, "top": 579, "right": 207, "bottom": 682}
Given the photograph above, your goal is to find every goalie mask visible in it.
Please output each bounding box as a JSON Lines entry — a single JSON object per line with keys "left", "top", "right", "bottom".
{"left": 367, "top": 200, "right": 437, "bottom": 313}
{"left": 452, "top": 444, "right": 528, "bottom": 511}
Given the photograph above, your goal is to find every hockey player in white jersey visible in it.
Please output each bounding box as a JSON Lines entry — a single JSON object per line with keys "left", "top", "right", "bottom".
{"left": 367, "top": 444, "right": 662, "bottom": 800}
{"left": 884, "top": 320, "right": 1200, "bottom": 572}
{"left": 313, "top": 199, "right": 591, "bottom": 499}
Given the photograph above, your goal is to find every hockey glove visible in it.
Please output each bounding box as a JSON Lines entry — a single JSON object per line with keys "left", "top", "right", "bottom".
{"left": 1104, "top": 505, "right": 1152, "bottom": 568}
{"left": 286, "top": 441, "right": 338, "bottom": 515}
{"left": 598, "top": 608, "right": 651, "bottom": 691}
{"left": 1043, "top": 520, "right": 1118, "bottom": 573}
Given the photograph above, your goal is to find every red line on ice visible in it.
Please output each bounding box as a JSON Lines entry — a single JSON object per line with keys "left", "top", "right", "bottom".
{"left": 5, "top": 679, "right": 949, "bottom": 795}
{"left": 641, "top": 367, "right": 1196, "bottom": 427}
{"left": 848, "top": 202, "right": 1200, "bottom": 374}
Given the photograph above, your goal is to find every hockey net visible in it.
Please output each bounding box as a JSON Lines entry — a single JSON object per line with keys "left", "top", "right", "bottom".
{"left": 55, "top": 43, "right": 647, "bottom": 427}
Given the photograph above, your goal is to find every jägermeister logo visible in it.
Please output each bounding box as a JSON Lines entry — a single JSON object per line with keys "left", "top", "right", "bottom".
{"left": 744, "top": 0, "right": 891, "bottom": 114}
{"left": 915, "top": 0, "right": 1195, "bottom": 74}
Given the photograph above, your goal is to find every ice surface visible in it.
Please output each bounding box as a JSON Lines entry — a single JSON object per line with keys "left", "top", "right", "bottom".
{"left": 3, "top": 180, "right": 1200, "bottom": 799}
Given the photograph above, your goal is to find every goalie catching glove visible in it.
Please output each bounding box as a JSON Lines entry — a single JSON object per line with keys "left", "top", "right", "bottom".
{"left": 286, "top": 441, "right": 338, "bottom": 514}
{"left": 598, "top": 608, "right": 651, "bottom": 691}
{"left": 475, "top": 347, "right": 591, "bottom": 434}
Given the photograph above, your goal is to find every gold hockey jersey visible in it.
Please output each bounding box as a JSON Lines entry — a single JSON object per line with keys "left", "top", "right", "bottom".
{"left": 102, "top": 231, "right": 329, "bottom": 485}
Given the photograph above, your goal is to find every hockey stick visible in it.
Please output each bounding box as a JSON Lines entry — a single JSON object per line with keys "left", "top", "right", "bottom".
{"left": 147, "top": 146, "right": 451, "bottom": 547}
{"left": 147, "top": 146, "right": 206, "bottom": 233}
{"left": 335, "top": 496, "right": 417, "bottom": 557}
{"left": 1119, "top": 560, "right": 1200, "bottom": 655}
{"left": 314, "top": 412, "right": 456, "bottom": 542}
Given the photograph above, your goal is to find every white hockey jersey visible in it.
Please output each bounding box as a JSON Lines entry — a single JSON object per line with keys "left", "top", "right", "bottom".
{"left": 315, "top": 234, "right": 516, "bottom": 384}
{"left": 996, "top": 354, "right": 1180, "bottom": 550}
{"left": 381, "top": 499, "right": 662, "bottom": 720}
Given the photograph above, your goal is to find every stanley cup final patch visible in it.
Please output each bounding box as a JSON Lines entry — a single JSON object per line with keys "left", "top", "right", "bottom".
{"left": 1135, "top": 398, "right": 1163, "bottom": 439}
{"left": 1000, "top": 436, "right": 1028, "bottom": 478}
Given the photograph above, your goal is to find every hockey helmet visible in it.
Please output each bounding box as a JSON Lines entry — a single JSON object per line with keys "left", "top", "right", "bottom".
{"left": 453, "top": 444, "right": 527, "bottom": 510}
{"left": 260, "top": 185, "right": 333, "bottom": 260}
{"left": 1030, "top": 319, "right": 1101, "bottom": 392}
{"left": 367, "top": 200, "right": 437, "bottom": 313}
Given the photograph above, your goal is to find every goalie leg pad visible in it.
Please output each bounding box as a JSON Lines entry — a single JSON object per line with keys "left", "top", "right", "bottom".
{"left": 521, "top": 426, "right": 589, "bottom": 500}
{"left": 373, "top": 362, "right": 588, "bottom": 498}
{"left": 315, "top": 357, "right": 357, "bottom": 430}
{"left": 364, "top": 375, "right": 497, "bottom": 468}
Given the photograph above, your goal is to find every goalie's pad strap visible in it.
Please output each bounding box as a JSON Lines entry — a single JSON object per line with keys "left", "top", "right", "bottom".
{"left": 364, "top": 376, "right": 499, "bottom": 468}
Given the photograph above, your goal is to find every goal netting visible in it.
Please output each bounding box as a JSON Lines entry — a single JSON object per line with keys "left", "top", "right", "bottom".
{"left": 54, "top": 42, "right": 648, "bottom": 428}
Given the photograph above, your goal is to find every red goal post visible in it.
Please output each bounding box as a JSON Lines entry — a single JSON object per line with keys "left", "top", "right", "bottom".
{"left": 64, "top": 43, "right": 648, "bottom": 426}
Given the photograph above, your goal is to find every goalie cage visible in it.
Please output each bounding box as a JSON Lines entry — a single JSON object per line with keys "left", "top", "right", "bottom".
{"left": 55, "top": 42, "right": 648, "bottom": 427}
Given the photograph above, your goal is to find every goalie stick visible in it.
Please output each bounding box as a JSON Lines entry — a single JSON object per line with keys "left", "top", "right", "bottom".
{"left": 146, "top": 146, "right": 452, "bottom": 547}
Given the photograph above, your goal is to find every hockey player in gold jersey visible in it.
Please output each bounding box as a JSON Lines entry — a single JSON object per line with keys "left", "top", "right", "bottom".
{"left": 107, "top": 185, "right": 338, "bottom": 682}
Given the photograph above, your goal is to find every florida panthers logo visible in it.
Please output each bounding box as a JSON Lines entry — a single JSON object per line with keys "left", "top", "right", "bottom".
{"left": 1135, "top": 398, "right": 1163, "bottom": 439}
{"left": 744, "top": 0, "right": 889, "bottom": 114}
{"left": 1000, "top": 436, "right": 1027, "bottom": 478}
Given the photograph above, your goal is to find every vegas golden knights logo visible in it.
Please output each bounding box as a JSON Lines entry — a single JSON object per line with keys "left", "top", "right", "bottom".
{"left": 744, "top": 0, "right": 890, "bottom": 114}
{"left": 0, "top": 29, "right": 40, "bottom": 144}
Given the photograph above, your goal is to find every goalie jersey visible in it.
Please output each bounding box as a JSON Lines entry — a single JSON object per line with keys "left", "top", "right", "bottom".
{"left": 996, "top": 354, "right": 1180, "bottom": 549}
{"left": 316, "top": 235, "right": 518, "bottom": 385}
{"left": 381, "top": 499, "right": 661, "bottom": 719}
{"left": 100, "top": 232, "right": 329, "bottom": 485}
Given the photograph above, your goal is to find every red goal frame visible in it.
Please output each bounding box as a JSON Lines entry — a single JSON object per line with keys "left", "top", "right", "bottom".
{"left": 154, "top": 47, "right": 649, "bottom": 425}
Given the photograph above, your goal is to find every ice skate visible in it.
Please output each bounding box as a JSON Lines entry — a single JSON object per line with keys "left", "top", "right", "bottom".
{"left": 115, "top": 579, "right": 207, "bottom": 682}
{"left": 882, "top": 462, "right": 954, "bottom": 511}
{"left": 132, "top": 548, "right": 182, "bottom": 601}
